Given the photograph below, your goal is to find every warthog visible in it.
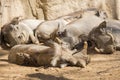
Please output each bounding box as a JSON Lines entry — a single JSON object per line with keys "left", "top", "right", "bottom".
{"left": 34, "top": 18, "right": 70, "bottom": 43}
{"left": 88, "top": 20, "right": 120, "bottom": 54}
{"left": 57, "top": 14, "right": 104, "bottom": 50}
{"left": 8, "top": 41, "right": 90, "bottom": 68}
{"left": 58, "top": 8, "right": 107, "bottom": 21}
{"left": 1, "top": 17, "right": 44, "bottom": 48}
{"left": 35, "top": 8, "right": 107, "bottom": 44}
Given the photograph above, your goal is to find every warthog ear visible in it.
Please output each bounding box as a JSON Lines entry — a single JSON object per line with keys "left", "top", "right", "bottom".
{"left": 10, "top": 17, "right": 20, "bottom": 25}
{"left": 62, "top": 29, "right": 67, "bottom": 36}
{"left": 95, "top": 21, "right": 107, "bottom": 33}
{"left": 98, "top": 21, "right": 106, "bottom": 29}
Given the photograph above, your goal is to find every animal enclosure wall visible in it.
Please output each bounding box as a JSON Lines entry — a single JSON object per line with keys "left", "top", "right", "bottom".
{"left": 0, "top": 0, "right": 120, "bottom": 28}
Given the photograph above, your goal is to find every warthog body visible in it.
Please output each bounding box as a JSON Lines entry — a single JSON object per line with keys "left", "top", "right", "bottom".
{"left": 1, "top": 17, "right": 44, "bottom": 48}
{"left": 35, "top": 8, "right": 107, "bottom": 44}
{"left": 88, "top": 20, "right": 120, "bottom": 54}
{"left": 58, "top": 15, "right": 104, "bottom": 49}
{"left": 8, "top": 41, "right": 90, "bottom": 68}
{"left": 35, "top": 18, "right": 69, "bottom": 43}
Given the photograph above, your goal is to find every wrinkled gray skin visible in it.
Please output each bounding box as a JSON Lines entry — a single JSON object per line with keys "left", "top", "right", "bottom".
{"left": 1, "top": 17, "right": 44, "bottom": 48}
{"left": 8, "top": 42, "right": 90, "bottom": 68}
{"left": 88, "top": 20, "right": 120, "bottom": 54}
{"left": 58, "top": 14, "right": 104, "bottom": 50}
{"left": 35, "top": 18, "right": 69, "bottom": 43}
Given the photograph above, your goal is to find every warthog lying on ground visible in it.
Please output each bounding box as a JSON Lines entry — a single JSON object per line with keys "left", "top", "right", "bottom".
{"left": 58, "top": 8, "right": 107, "bottom": 21}
{"left": 57, "top": 14, "right": 104, "bottom": 50}
{"left": 1, "top": 17, "right": 44, "bottom": 48}
{"left": 88, "top": 20, "right": 120, "bottom": 54}
{"left": 35, "top": 18, "right": 70, "bottom": 43}
{"left": 35, "top": 8, "right": 107, "bottom": 44}
{"left": 8, "top": 41, "right": 90, "bottom": 68}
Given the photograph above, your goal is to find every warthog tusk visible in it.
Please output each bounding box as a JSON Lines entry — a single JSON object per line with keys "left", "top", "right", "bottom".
{"left": 106, "top": 32, "right": 115, "bottom": 43}
{"left": 83, "top": 41, "right": 88, "bottom": 49}
{"left": 39, "top": 43, "right": 44, "bottom": 45}
{"left": 55, "top": 37, "right": 62, "bottom": 44}
{"left": 94, "top": 47, "right": 100, "bottom": 53}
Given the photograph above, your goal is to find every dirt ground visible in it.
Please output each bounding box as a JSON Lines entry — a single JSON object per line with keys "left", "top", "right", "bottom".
{"left": 0, "top": 49, "right": 120, "bottom": 80}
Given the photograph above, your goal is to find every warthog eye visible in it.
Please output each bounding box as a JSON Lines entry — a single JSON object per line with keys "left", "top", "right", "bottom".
{"left": 18, "top": 35, "right": 22, "bottom": 39}
{"left": 16, "top": 26, "right": 19, "bottom": 29}
{"left": 9, "top": 27, "right": 13, "bottom": 31}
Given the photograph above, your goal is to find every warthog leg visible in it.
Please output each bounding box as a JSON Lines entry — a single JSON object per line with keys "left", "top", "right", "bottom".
{"left": 55, "top": 37, "right": 62, "bottom": 44}
{"left": 94, "top": 47, "right": 101, "bottom": 53}
{"left": 50, "top": 56, "right": 60, "bottom": 67}
{"left": 30, "top": 34, "right": 39, "bottom": 44}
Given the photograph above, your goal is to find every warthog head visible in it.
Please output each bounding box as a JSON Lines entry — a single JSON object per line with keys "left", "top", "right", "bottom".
{"left": 88, "top": 21, "right": 116, "bottom": 54}
{"left": 1, "top": 17, "right": 29, "bottom": 48}
{"left": 95, "top": 10, "right": 108, "bottom": 19}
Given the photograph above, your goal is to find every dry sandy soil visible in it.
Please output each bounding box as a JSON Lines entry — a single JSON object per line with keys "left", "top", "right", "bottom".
{"left": 0, "top": 49, "right": 120, "bottom": 80}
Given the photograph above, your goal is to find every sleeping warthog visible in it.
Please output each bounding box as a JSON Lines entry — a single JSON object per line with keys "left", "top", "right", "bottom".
{"left": 57, "top": 15, "right": 104, "bottom": 50}
{"left": 35, "top": 18, "right": 69, "bottom": 43}
{"left": 1, "top": 17, "right": 44, "bottom": 48}
{"left": 8, "top": 41, "right": 90, "bottom": 68}
{"left": 88, "top": 20, "right": 120, "bottom": 54}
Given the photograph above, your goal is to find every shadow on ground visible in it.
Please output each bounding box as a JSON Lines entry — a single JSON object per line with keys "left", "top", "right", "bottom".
{"left": 27, "top": 73, "right": 69, "bottom": 80}
{"left": 0, "top": 49, "right": 9, "bottom": 57}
